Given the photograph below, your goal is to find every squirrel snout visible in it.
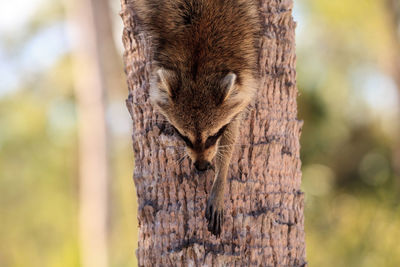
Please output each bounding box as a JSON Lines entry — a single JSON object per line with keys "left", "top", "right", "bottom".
{"left": 194, "top": 160, "right": 211, "bottom": 172}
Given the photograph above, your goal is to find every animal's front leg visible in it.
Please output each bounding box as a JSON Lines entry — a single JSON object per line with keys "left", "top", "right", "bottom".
{"left": 206, "top": 117, "right": 240, "bottom": 236}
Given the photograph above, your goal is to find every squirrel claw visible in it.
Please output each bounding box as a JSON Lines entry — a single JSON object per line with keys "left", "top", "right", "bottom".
{"left": 205, "top": 198, "right": 224, "bottom": 236}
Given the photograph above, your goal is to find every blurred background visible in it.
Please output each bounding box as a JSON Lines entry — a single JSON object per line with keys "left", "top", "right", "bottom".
{"left": 0, "top": 0, "right": 399, "bottom": 266}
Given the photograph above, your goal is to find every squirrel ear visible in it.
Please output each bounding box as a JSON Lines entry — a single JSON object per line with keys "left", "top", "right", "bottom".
{"left": 156, "top": 68, "right": 175, "bottom": 97}
{"left": 150, "top": 68, "right": 177, "bottom": 104}
{"left": 219, "top": 73, "right": 237, "bottom": 104}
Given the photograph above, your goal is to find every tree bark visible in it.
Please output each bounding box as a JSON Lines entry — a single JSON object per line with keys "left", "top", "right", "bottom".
{"left": 120, "top": 0, "right": 306, "bottom": 266}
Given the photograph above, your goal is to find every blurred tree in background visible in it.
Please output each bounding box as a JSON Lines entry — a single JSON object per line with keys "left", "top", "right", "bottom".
{"left": 0, "top": 0, "right": 136, "bottom": 266}
{"left": 0, "top": 0, "right": 399, "bottom": 266}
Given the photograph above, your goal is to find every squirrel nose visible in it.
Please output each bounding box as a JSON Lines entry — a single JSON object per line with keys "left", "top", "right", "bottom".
{"left": 194, "top": 160, "right": 211, "bottom": 172}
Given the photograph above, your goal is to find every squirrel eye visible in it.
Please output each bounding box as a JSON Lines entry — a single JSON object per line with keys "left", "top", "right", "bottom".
{"left": 172, "top": 126, "right": 193, "bottom": 148}
{"left": 205, "top": 124, "right": 228, "bottom": 148}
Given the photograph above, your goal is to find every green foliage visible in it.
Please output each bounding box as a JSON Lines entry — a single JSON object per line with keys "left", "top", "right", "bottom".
{"left": 0, "top": 89, "right": 80, "bottom": 266}
{"left": 298, "top": 0, "right": 400, "bottom": 265}
{"left": 306, "top": 192, "right": 400, "bottom": 267}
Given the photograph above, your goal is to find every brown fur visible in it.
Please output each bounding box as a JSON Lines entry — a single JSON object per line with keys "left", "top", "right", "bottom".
{"left": 133, "top": 0, "right": 261, "bottom": 236}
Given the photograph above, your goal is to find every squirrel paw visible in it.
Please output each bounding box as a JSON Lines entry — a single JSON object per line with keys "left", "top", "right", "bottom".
{"left": 205, "top": 198, "right": 224, "bottom": 236}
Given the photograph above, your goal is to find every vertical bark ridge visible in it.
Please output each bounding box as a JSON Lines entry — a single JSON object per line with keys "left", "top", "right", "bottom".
{"left": 120, "top": 0, "right": 306, "bottom": 266}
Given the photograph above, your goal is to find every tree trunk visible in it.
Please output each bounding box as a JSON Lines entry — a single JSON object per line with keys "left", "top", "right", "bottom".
{"left": 120, "top": 0, "right": 306, "bottom": 266}
{"left": 65, "top": 0, "right": 117, "bottom": 266}
{"left": 385, "top": 0, "right": 400, "bottom": 177}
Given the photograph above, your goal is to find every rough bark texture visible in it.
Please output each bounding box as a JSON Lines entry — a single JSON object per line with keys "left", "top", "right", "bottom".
{"left": 120, "top": 0, "right": 306, "bottom": 266}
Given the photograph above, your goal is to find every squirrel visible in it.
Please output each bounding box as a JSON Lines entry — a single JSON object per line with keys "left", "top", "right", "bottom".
{"left": 133, "top": 0, "right": 260, "bottom": 236}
